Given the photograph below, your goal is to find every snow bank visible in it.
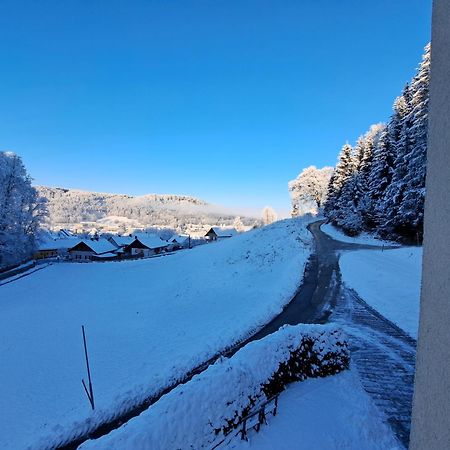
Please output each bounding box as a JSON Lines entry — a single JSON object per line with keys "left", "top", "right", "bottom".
{"left": 230, "top": 369, "right": 401, "bottom": 450}
{"left": 321, "top": 223, "right": 399, "bottom": 246}
{"left": 80, "top": 324, "right": 349, "bottom": 450}
{"left": 0, "top": 217, "right": 315, "bottom": 450}
{"left": 340, "top": 247, "right": 422, "bottom": 338}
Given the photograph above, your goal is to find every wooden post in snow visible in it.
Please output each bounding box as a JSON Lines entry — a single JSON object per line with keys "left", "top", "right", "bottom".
{"left": 81, "top": 325, "right": 95, "bottom": 410}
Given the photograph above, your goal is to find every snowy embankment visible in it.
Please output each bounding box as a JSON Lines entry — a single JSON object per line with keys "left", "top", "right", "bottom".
{"left": 321, "top": 223, "right": 399, "bottom": 246}
{"left": 0, "top": 217, "right": 314, "bottom": 450}
{"left": 80, "top": 324, "right": 348, "bottom": 449}
{"left": 340, "top": 247, "right": 422, "bottom": 338}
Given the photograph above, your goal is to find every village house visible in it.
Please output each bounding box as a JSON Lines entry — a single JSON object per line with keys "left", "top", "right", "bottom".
{"left": 107, "top": 235, "right": 135, "bottom": 249}
{"left": 124, "top": 236, "right": 170, "bottom": 258}
{"left": 35, "top": 238, "right": 81, "bottom": 260}
{"left": 205, "top": 227, "right": 238, "bottom": 241}
{"left": 168, "top": 235, "right": 190, "bottom": 250}
{"left": 67, "top": 239, "right": 118, "bottom": 262}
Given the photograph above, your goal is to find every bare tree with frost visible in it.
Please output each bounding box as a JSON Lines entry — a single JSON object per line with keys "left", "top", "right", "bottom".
{"left": 289, "top": 166, "right": 334, "bottom": 217}
{"left": 0, "top": 152, "right": 46, "bottom": 268}
{"left": 262, "top": 206, "right": 278, "bottom": 225}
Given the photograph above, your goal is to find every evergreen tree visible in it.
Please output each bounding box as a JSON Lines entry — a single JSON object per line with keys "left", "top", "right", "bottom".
{"left": 310, "top": 43, "right": 430, "bottom": 242}
{"left": 324, "top": 143, "right": 354, "bottom": 223}
{"left": 354, "top": 124, "right": 385, "bottom": 229}
{"left": 397, "top": 43, "right": 430, "bottom": 239}
{"left": 365, "top": 128, "right": 394, "bottom": 228}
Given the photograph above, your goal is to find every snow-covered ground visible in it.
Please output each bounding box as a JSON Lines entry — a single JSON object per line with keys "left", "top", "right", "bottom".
{"left": 0, "top": 217, "right": 314, "bottom": 450}
{"left": 229, "top": 370, "right": 400, "bottom": 450}
{"left": 321, "top": 223, "right": 399, "bottom": 246}
{"left": 80, "top": 323, "right": 348, "bottom": 450}
{"left": 340, "top": 247, "right": 422, "bottom": 338}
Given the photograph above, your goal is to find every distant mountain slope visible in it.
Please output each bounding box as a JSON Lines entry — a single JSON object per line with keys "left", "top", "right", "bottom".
{"left": 36, "top": 186, "right": 258, "bottom": 234}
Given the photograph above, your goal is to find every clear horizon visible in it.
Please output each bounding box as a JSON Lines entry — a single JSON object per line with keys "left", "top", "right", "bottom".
{"left": 0, "top": 0, "right": 431, "bottom": 216}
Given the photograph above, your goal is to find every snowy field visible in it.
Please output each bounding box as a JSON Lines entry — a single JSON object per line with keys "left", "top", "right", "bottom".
{"left": 340, "top": 247, "right": 422, "bottom": 338}
{"left": 230, "top": 370, "right": 400, "bottom": 450}
{"left": 321, "top": 223, "right": 399, "bottom": 246}
{"left": 0, "top": 218, "right": 313, "bottom": 450}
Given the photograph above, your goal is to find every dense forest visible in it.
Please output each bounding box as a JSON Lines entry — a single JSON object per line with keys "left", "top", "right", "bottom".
{"left": 324, "top": 44, "right": 430, "bottom": 243}
{"left": 37, "top": 186, "right": 258, "bottom": 232}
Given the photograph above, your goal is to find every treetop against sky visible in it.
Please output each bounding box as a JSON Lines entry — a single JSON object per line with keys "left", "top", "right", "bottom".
{"left": 0, "top": 0, "right": 431, "bottom": 213}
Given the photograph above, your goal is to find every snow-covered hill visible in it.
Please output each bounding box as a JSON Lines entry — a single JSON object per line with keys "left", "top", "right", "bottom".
{"left": 0, "top": 217, "right": 314, "bottom": 449}
{"left": 37, "top": 186, "right": 259, "bottom": 235}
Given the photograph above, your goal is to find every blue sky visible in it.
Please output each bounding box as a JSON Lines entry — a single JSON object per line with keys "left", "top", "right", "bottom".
{"left": 0, "top": 1, "right": 431, "bottom": 216}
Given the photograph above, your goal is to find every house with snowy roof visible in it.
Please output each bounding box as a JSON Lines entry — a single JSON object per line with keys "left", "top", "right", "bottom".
{"left": 168, "top": 235, "right": 190, "bottom": 250}
{"left": 35, "top": 237, "right": 81, "bottom": 260}
{"left": 67, "top": 239, "right": 118, "bottom": 262}
{"left": 124, "top": 236, "right": 170, "bottom": 258}
{"left": 107, "top": 235, "right": 135, "bottom": 249}
{"left": 205, "top": 227, "right": 238, "bottom": 241}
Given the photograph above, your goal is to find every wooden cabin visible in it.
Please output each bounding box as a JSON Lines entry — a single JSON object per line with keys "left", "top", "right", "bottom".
{"left": 205, "top": 227, "right": 238, "bottom": 241}
{"left": 68, "top": 239, "right": 118, "bottom": 262}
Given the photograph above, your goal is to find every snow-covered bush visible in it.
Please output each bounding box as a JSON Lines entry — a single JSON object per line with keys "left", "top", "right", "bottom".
{"left": 80, "top": 324, "right": 349, "bottom": 450}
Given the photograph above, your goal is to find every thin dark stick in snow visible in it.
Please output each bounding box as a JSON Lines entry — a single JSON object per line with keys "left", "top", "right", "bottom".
{"left": 81, "top": 325, "right": 95, "bottom": 410}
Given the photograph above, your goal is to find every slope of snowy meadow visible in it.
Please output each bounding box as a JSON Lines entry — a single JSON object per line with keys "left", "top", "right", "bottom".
{"left": 340, "top": 247, "right": 422, "bottom": 338}
{"left": 321, "top": 223, "right": 399, "bottom": 247}
{"left": 0, "top": 217, "right": 314, "bottom": 450}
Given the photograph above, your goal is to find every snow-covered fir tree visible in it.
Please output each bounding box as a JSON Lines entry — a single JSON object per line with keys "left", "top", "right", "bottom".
{"left": 324, "top": 143, "right": 354, "bottom": 223}
{"left": 322, "top": 43, "right": 430, "bottom": 242}
{"left": 0, "top": 152, "right": 46, "bottom": 268}
{"left": 396, "top": 43, "right": 430, "bottom": 239}
{"left": 334, "top": 124, "right": 385, "bottom": 234}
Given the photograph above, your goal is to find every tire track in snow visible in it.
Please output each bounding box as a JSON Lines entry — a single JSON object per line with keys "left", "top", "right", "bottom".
{"left": 331, "top": 286, "right": 416, "bottom": 448}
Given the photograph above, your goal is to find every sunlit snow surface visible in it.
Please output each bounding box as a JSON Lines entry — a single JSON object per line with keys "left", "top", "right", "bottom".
{"left": 340, "top": 247, "right": 422, "bottom": 339}
{"left": 0, "top": 217, "right": 313, "bottom": 450}
{"left": 321, "top": 222, "right": 399, "bottom": 246}
{"left": 229, "top": 370, "right": 401, "bottom": 450}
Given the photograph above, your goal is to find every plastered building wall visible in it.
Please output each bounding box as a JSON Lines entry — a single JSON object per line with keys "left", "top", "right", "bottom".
{"left": 410, "top": 0, "right": 450, "bottom": 448}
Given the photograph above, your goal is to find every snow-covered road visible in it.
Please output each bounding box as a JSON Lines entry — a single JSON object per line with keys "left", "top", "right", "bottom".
{"left": 77, "top": 221, "right": 415, "bottom": 449}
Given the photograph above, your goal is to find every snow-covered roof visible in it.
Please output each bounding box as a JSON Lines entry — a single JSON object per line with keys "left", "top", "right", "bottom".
{"left": 133, "top": 232, "right": 162, "bottom": 241}
{"left": 109, "top": 235, "right": 135, "bottom": 247}
{"left": 170, "top": 235, "right": 189, "bottom": 244}
{"left": 134, "top": 236, "right": 169, "bottom": 249}
{"left": 210, "top": 227, "right": 238, "bottom": 237}
{"left": 58, "top": 229, "right": 75, "bottom": 238}
{"left": 70, "top": 239, "right": 118, "bottom": 255}
{"left": 38, "top": 238, "right": 81, "bottom": 251}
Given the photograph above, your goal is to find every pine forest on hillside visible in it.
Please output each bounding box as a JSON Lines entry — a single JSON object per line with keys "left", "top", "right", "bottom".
{"left": 322, "top": 44, "right": 430, "bottom": 243}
